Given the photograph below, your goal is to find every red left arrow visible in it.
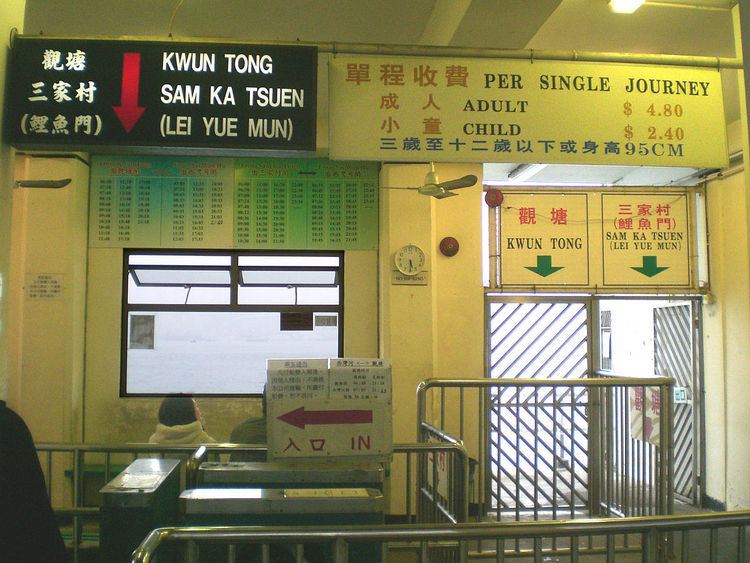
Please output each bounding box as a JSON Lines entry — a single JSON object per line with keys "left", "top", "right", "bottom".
{"left": 113, "top": 52, "right": 146, "bottom": 133}
{"left": 277, "top": 406, "right": 373, "bottom": 429}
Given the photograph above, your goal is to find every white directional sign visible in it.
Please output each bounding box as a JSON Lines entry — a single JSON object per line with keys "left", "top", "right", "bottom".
{"left": 500, "top": 193, "right": 589, "bottom": 286}
{"left": 267, "top": 358, "right": 392, "bottom": 461}
{"left": 601, "top": 193, "right": 690, "bottom": 286}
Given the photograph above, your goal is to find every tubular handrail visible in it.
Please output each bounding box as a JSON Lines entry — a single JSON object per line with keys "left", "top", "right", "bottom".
{"left": 130, "top": 510, "right": 750, "bottom": 563}
{"left": 35, "top": 442, "right": 258, "bottom": 453}
{"left": 37, "top": 440, "right": 471, "bottom": 554}
{"left": 419, "top": 421, "right": 464, "bottom": 447}
{"left": 417, "top": 376, "right": 674, "bottom": 391}
{"left": 395, "top": 441, "right": 470, "bottom": 522}
{"left": 416, "top": 376, "right": 676, "bottom": 521}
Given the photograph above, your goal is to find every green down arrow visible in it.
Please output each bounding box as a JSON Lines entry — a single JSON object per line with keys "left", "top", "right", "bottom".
{"left": 631, "top": 256, "right": 669, "bottom": 277}
{"left": 525, "top": 255, "right": 564, "bottom": 277}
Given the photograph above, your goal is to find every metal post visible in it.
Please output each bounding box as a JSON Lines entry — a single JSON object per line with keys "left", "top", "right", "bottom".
{"left": 662, "top": 381, "right": 675, "bottom": 516}
{"left": 332, "top": 538, "right": 348, "bottom": 563}
{"left": 73, "top": 448, "right": 82, "bottom": 562}
{"left": 588, "top": 385, "right": 602, "bottom": 516}
{"left": 482, "top": 299, "right": 492, "bottom": 529}
{"left": 406, "top": 452, "right": 413, "bottom": 521}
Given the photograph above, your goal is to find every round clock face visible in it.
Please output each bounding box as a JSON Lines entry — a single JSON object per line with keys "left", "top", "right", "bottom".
{"left": 395, "top": 244, "right": 426, "bottom": 275}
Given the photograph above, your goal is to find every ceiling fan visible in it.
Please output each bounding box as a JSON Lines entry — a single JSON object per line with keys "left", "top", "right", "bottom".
{"left": 385, "top": 163, "right": 478, "bottom": 199}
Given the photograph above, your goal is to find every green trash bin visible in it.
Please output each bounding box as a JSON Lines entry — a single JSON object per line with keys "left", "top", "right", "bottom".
{"left": 181, "top": 486, "right": 385, "bottom": 562}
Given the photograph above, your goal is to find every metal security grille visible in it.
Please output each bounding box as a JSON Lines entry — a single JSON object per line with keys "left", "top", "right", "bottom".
{"left": 654, "top": 304, "right": 696, "bottom": 502}
{"left": 487, "top": 300, "right": 590, "bottom": 516}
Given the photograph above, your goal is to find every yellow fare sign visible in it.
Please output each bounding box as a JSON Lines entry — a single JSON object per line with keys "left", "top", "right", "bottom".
{"left": 330, "top": 56, "right": 727, "bottom": 167}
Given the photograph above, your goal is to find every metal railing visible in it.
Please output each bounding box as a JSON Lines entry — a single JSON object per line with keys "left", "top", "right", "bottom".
{"left": 36, "top": 442, "right": 225, "bottom": 562}
{"left": 36, "top": 440, "right": 469, "bottom": 561}
{"left": 186, "top": 441, "right": 470, "bottom": 523}
{"left": 416, "top": 377, "right": 674, "bottom": 522}
{"left": 130, "top": 510, "right": 750, "bottom": 563}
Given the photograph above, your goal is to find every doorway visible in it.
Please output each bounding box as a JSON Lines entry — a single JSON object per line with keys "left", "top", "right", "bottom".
{"left": 596, "top": 297, "right": 702, "bottom": 505}
{"left": 486, "top": 295, "right": 703, "bottom": 514}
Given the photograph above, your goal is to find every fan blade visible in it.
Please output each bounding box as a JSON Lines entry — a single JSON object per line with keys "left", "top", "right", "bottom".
{"left": 382, "top": 186, "right": 420, "bottom": 190}
{"left": 438, "top": 174, "right": 478, "bottom": 191}
{"left": 433, "top": 189, "right": 459, "bottom": 199}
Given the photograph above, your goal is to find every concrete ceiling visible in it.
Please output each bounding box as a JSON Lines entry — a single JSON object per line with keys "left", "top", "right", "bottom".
{"left": 22, "top": 0, "right": 741, "bottom": 186}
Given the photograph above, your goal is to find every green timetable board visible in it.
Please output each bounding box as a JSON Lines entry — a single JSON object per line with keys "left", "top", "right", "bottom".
{"left": 89, "top": 156, "right": 378, "bottom": 250}
{"left": 234, "top": 159, "right": 378, "bottom": 249}
{"left": 90, "top": 156, "right": 234, "bottom": 247}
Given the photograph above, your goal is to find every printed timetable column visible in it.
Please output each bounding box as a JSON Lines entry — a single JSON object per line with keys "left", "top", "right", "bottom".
{"left": 189, "top": 178, "right": 208, "bottom": 244}
{"left": 287, "top": 178, "right": 308, "bottom": 247}
{"left": 344, "top": 180, "right": 359, "bottom": 245}
{"left": 164, "top": 160, "right": 234, "bottom": 248}
{"left": 209, "top": 179, "right": 226, "bottom": 230}
{"left": 235, "top": 178, "right": 253, "bottom": 246}
{"left": 254, "top": 179, "right": 271, "bottom": 246}
{"left": 93, "top": 177, "right": 114, "bottom": 243}
{"left": 308, "top": 179, "right": 326, "bottom": 247}
{"left": 359, "top": 178, "right": 378, "bottom": 249}
{"left": 162, "top": 177, "right": 188, "bottom": 244}
{"left": 270, "top": 179, "right": 289, "bottom": 246}
{"left": 327, "top": 180, "right": 343, "bottom": 246}
{"left": 115, "top": 177, "right": 136, "bottom": 242}
{"left": 89, "top": 157, "right": 162, "bottom": 247}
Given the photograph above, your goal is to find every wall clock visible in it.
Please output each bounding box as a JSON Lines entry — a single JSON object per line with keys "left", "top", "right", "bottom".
{"left": 394, "top": 244, "right": 426, "bottom": 276}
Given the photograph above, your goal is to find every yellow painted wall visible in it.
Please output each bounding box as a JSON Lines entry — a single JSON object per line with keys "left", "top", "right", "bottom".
{"left": 379, "top": 163, "right": 484, "bottom": 513}
{"left": 7, "top": 155, "right": 89, "bottom": 441}
{"left": 704, "top": 166, "right": 750, "bottom": 509}
{"left": 702, "top": 113, "right": 750, "bottom": 508}
{"left": 0, "top": 1, "right": 25, "bottom": 402}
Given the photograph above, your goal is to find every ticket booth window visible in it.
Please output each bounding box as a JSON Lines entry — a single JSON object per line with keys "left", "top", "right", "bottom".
{"left": 122, "top": 250, "right": 343, "bottom": 396}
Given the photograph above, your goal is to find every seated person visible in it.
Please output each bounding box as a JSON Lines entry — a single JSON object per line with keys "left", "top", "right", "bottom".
{"left": 229, "top": 387, "right": 267, "bottom": 461}
{"left": 0, "top": 400, "right": 69, "bottom": 562}
{"left": 149, "top": 395, "right": 215, "bottom": 445}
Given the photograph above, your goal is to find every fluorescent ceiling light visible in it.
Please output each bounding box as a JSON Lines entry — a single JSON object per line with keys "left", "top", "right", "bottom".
{"left": 507, "top": 163, "right": 547, "bottom": 182}
{"left": 609, "top": 0, "right": 645, "bottom": 13}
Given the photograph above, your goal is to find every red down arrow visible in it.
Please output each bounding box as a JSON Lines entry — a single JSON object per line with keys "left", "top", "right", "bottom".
{"left": 277, "top": 406, "right": 373, "bottom": 429}
{"left": 113, "top": 52, "right": 146, "bottom": 133}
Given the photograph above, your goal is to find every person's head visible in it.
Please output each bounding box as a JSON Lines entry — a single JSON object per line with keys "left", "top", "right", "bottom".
{"left": 158, "top": 395, "right": 200, "bottom": 427}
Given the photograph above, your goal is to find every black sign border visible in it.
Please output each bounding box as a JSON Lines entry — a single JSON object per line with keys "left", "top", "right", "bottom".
{"left": 5, "top": 36, "right": 318, "bottom": 155}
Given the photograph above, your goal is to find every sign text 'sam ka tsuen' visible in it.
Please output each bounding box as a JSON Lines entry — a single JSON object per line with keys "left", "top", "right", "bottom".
{"left": 601, "top": 193, "right": 690, "bottom": 287}
{"left": 329, "top": 56, "right": 727, "bottom": 167}
{"left": 499, "top": 189, "right": 695, "bottom": 289}
{"left": 7, "top": 37, "right": 317, "bottom": 152}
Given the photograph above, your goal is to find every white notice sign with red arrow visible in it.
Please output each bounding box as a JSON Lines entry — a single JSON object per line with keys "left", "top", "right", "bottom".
{"left": 267, "top": 358, "right": 392, "bottom": 461}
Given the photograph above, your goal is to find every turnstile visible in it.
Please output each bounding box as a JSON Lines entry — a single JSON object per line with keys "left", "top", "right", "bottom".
{"left": 181, "top": 486, "right": 385, "bottom": 562}
{"left": 197, "top": 460, "right": 384, "bottom": 490}
{"left": 99, "top": 458, "right": 181, "bottom": 563}
{"left": 100, "top": 459, "right": 386, "bottom": 562}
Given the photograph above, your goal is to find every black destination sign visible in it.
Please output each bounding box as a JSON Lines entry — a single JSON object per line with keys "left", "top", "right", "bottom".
{"left": 6, "top": 37, "right": 317, "bottom": 153}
